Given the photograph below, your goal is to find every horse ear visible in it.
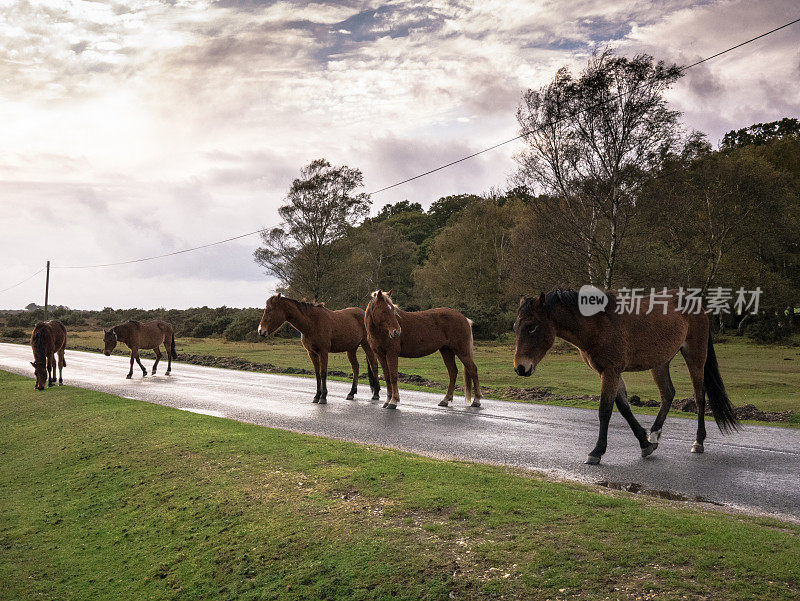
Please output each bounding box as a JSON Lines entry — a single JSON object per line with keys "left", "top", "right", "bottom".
{"left": 277, "top": 292, "right": 281, "bottom": 297}
{"left": 387, "top": 289, "right": 393, "bottom": 296}
{"left": 31, "top": 361, "right": 36, "bottom": 367}
{"left": 519, "top": 295, "right": 527, "bottom": 307}
{"left": 538, "top": 292, "right": 546, "bottom": 305}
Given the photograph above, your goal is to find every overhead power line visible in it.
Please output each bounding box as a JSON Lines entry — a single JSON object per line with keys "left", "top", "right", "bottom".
{"left": 56, "top": 229, "right": 266, "bottom": 269}
{"left": 0, "top": 267, "right": 44, "bottom": 294}
{"left": 33, "top": 16, "right": 800, "bottom": 271}
{"left": 366, "top": 16, "right": 800, "bottom": 196}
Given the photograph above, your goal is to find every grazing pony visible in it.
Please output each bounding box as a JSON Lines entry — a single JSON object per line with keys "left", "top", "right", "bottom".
{"left": 258, "top": 293, "right": 380, "bottom": 404}
{"left": 513, "top": 289, "right": 737, "bottom": 465}
{"left": 365, "top": 290, "right": 481, "bottom": 409}
{"left": 30, "top": 320, "right": 67, "bottom": 390}
{"left": 103, "top": 320, "right": 176, "bottom": 379}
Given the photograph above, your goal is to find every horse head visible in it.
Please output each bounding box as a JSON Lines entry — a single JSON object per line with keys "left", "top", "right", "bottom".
{"left": 103, "top": 328, "right": 118, "bottom": 356}
{"left": 258, "top": 292, "right": 288, "bottom": 336}
{"left": 369, "top": 290, "right": 401, "bottom": 340}
{"left": 513, "top": 292, "right": 556, "bottom": 377}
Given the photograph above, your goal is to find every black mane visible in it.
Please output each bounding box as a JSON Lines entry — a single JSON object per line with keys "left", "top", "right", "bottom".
{"left": 543, "top": 289, "right": 580, "bottom": 313}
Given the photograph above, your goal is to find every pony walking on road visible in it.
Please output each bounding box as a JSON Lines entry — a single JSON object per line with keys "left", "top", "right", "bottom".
{"left": 365, "top": 290, "right": 481, "bottom": 409}
{"left": 258, "top": 293, "right": 380, "bottom": 404}
{"left": 30, "top": 320, "right": 67, "bottom": 390}
{"left": 513, "top": 289, "right": 737, "bottom": 465}
{"left": 103, "top": 320, "right": 177, "bottom": 378}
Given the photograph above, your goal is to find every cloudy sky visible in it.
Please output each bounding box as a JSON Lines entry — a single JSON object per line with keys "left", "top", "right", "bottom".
{"left": 1, "top": 0, "right": 798, "bottom": 309}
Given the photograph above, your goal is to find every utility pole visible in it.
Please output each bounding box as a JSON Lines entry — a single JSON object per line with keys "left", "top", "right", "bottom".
{"left": 44, "top": 260, "right": 50, "bottom": 320}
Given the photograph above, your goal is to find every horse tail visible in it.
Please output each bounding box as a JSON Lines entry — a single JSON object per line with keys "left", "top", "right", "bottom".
{"left": 464, "top": 318, "right": 474, "bottom": 403}
{"left": 705, "top": 335, "right": 738, "bottom": 432}
{"left": 170, "top": 332, "right": 177, "bottom": 359}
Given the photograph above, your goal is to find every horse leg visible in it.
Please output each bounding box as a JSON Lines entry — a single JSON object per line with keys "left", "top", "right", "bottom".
{"left": 648, "top": 362, "right": 676, "bottom": 449}
{"left": 345, "top": 349, "right": 359, "bottom": 400}
{"left": 47, "top": 352, "right": 55, "bottom": 386}
{"left": 377, "top": 353, "right": 392, "bottom": 408}
{"left": 438, "top": 348, "right": 457, "bottom": 407}
{"left": 152, "top": 347, "right": 161, "bottom": 375}
{"left": 585, "top": 371, "right": 620, "bottom": 465}
{"left": 57, "top": 349, "right": 65, "bottom": 385}
{"left": 362, "top": 342, "right": 380, "bottom": 400}
{"left": 127, "top": 350, "right": 135, "bottom": 379}
{"left": 135, "top": 350, "right": 147, "bottom": 376}
{"left": 457, "top": 353, "right": 482, "bottom": 408}
{"left": 318, "top": 352, "right": 329, "bottom": 404}
{"left": 386, "top": 353, "right": 400, "bottom": 408}
{"left": 613, "top": 377, "right": 654, "bottom": 457}
{"left": 681, "top": 347, "right": 708, "bottom": 454}
{"left": 308, "top": 351, "right": 321, "bottom": 403}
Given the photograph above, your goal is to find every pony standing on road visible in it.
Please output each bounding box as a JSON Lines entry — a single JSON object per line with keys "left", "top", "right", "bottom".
{"left": 258, "top": 293, "right": 380, "bottom": 404}
{"left": 513, "top": 289, "right": 737, "bottom": 465}
{"left": 103, "top": 320, "right": 176, "bottom": 379}
{"left": 30, "top": 320, "right": 67, "bottom": 390}
{"left": 365, "top": 290, "right": 481, "bottom": 409}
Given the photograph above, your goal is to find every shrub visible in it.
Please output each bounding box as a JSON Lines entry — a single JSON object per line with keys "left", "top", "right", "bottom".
{"left": 3, "top": 327, "right": 26, "bottom": 339}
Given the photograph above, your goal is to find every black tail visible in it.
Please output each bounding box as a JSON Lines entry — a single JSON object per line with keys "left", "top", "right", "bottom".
{"left": 705, "top": 335, "right": 738, "bottom": 432}
{"left": 170, "top": 334, "right": 177, "bottom": 360}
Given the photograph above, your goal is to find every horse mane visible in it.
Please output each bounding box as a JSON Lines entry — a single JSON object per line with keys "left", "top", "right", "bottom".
{"left": 543, "top": 289, "right": 580, "bottom": 314}
{"left": 281, "top": 296, "right": 325, "bottom": 314}
{"left": 370, "top": 290, "right": 398, "bottom": 309}
{"left": 540, "top": 288, "right": 616, "bottom": 316}
{"left": 31, "top": 323, "right": 47, "bottom": 364}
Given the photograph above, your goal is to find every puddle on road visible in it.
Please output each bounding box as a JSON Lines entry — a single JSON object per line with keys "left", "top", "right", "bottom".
{"left": 178, "top": 407, "right": 226, "bottom": 418}
{"left": 596, "top": 480, "right": 724, "bottom": 506}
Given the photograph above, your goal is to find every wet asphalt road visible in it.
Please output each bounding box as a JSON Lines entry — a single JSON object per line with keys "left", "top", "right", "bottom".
{"left": 2, "top": 343, "right": 798, "bottom": 520}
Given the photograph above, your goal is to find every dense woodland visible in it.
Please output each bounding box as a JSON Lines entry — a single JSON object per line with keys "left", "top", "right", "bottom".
{"left": 3, "top": 53, "right": 799, "bottom": 343}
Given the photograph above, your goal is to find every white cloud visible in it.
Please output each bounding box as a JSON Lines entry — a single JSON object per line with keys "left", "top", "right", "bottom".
{"left": 1, "top": 0, "right": 798, "bottom": 308}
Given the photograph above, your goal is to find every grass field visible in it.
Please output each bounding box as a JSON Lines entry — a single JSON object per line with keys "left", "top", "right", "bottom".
{"left": 1, "top": 369, "right": 798, "bottom": 601}
{"left": 64, "top": 330, "right": 800, "bottom": 416}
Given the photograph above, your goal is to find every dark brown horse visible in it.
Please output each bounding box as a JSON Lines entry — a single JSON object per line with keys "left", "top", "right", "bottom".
{"left": 30, "top": 321, "right": 67, "bottom": 390}
{"left": 513, "top": 289, "right": 737, "bottom": 464}
{"left": 365, "top": 290, "right": 481, "bottom": 409}
{"left": 258, "top": 293, "right": 380, "bottom": 404}
{"left": 103, "top": 320, "right": 176, "bottom": 379}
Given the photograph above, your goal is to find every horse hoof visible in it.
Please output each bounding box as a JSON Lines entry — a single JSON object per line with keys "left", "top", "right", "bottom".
{"left": 641, "top": 444, "right": 655, "bottom": 458}
{"left": 58, "top": 382, "right": 63, "bottom": 386}
{"left": 48, "top": 382, "right": 54, "bottom": 388}
{"left": 312, "top": 398, "right": 320, "bottom": 404}
{"left": 648, "top": 429, "right": 661, "bottom": 449}
{"left": 386, "top": 402, "right": 397, "bottom": 410}
{"left": 584, "top": 455, "right": 601, "bottom": 465}
{"left": 438, "top": 399, "right": 450, "bottom": 407}
{"left": 382, "top": 401, "right": 389, "bottom": 408}
{"left": 318, "top": 398, "right": 327, "bottom": 405}
{"left": 346, "top": 394, "right": 355, "bottom": 400}
{"left": 691, "top": 442, "right": 704, "bottom": 454}
{"left": 126, "top": 374, "right": 132, "bottom": 379}
{"left": 372, "top": 395, "right": 380, "bottom": 401}
{"left": 470, "top": 401, "right": 481, "bottom": 408}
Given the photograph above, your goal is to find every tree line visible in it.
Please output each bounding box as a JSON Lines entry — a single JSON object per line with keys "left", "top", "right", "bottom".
{"left": 255, "top": 50, "right": 800, "bottom": 341}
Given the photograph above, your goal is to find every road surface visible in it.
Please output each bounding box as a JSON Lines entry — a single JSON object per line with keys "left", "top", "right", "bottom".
{"left": 2, "top": 343, "right": 798, "bottom": 520}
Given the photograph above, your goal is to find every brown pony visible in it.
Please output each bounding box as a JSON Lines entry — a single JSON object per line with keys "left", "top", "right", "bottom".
{"left": 513, "top": 289, "right": 737, "bottom": 465}
{"left": 258, "top": 293, "right": 380, "bottom": 404}
{"left": 103, "top": 320, "right": 176, "bottom": 379}
{"left": 30, "top": 320, "right": 67, "bottom": 390}
{"left": 365, "top": 290, "right": 481, "bottom": 409}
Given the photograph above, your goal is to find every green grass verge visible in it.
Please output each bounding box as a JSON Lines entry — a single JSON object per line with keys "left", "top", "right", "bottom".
{"left": 65, "top": 330, "right": 800, "bottom": 417}
{"left": 1, "top": 370, "right": 799, "bottom": 600}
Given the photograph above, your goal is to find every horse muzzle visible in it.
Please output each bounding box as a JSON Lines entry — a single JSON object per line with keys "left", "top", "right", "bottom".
{"left": 104, "top": 351, "right": 111, "bottom": 356}
{"left": 515, "top": 364, "right": 534, "bottom": 377}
